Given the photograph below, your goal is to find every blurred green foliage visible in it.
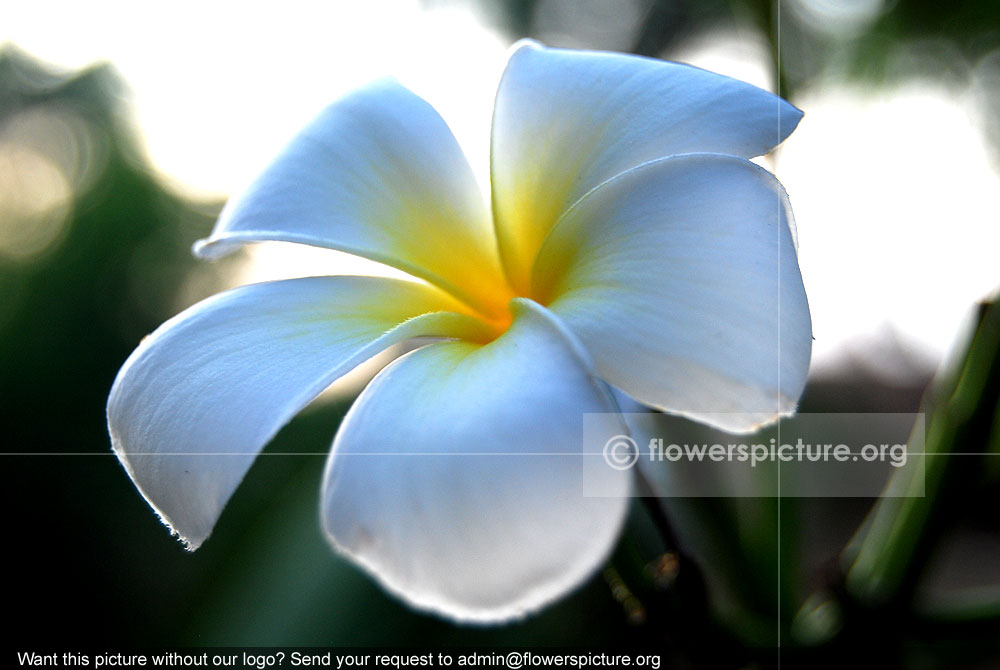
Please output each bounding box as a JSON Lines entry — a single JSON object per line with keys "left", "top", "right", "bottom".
{"left": 469, "top": 0, "right": 1000, "bottom": 87}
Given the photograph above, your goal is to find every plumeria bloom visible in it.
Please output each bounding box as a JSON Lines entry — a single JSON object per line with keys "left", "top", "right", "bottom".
{"left": 108, "top": 41, "right": 811, "bottom": 622}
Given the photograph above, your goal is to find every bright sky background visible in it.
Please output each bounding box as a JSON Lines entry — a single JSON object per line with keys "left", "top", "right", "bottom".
{"left": 3, "top": 0, "right": 999, "bottom": 374}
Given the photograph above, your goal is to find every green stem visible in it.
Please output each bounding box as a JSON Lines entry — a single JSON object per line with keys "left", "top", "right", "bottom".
{"left": 845, "top": 297, "right": 1000, "bottom": 607}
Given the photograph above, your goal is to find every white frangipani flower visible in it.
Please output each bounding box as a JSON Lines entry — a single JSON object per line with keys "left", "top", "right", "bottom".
{"left": 108, "top": 40, "right": 811, "bottom": 622}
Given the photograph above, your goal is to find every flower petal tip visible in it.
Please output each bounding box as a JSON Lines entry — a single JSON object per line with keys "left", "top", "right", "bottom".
{"left": 779, "top": 102, "right": 805, "bottom": 142}
{"left": 319, "top": 534, "right": 552, "bottom": 625}
{"left": 507, "top": 38, "right": 543, "bottom": 55}
{"left": 190, "top": 236, "right": 229, "bottom": 260}
{"left": 111, "top": 441, "right": 207, "bottom": 552}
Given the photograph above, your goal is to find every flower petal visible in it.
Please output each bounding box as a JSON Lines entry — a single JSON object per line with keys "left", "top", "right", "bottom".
{"left": 108, "top": 276, "right": 490, "bottom": 550}
{"left": 194, "top": 79, "right": 511, "bottom": 318}
{"left": 534, "top": 154, "right": 811, "bottom": 433}
{"left": 491, "top": 40, "right": 803, "bottom": 292}
{"left": 320, "top": 299, "right": 631, "bottom": 622}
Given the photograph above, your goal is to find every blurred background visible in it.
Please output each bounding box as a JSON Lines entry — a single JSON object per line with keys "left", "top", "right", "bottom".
{"left": 2, "top": 0, "right": 998, "bottom": 666}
